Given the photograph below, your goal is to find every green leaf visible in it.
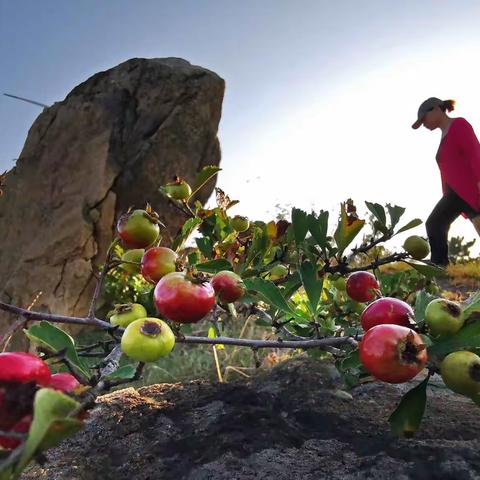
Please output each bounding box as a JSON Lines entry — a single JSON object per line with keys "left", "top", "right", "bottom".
{"left": 196, "top": 258, "right": 233, "bottom": 274}
{"left": 365, "top": 201, "right": 387, "bottom": 226}
{"left": 403, "top": 260, "right": 447, "bottom": 279}
{"left": 14, "top": 389, "right": 83, "bottom": 475}
{"left": 190, "top": 165, "right": 222, "bottom": 198}
{"left": 196, "top": 237, "right": 213, "bottom": 259}
{"left": 388, "top": 376, "right": 429, "bottom": 437}
{"left": 307, "top": 211, "right": 329, "bottom": 249}
{"left": 395, "top": 218, "right": 423, "bottom": 235}
{"left": 243, "top": 278, "right": 298, "bottom": 318}
{"left": 463, "top": 290, "right": 480, "bottom": 319}
{"left": 414, "top": 290, "right": 438, "bottom": 323}
{"left": 24, "top": 321, "right": 89, "bottom": 378}
{"left": 291, "top": 208, "right": 309, "bottom": 245}
{"left": 104, "top": 364, "right": 138, "bottom": 381}
{"left": 245, "top": 226, "right": 269, "bottom": 268}
{"left": 428, "top": 321, "right": 480, "bottom": 356}
{"left": 387, "top": 204, "right": 406, "bottom": 229}
{"left": 334, "top": 203, "right": 365, "bottom": 255}
{"left": 172, "top": 217, "right": 202, "bottom": 251}
{"left": 281, "top": 271, "right": 302, "bottom": 301}
{"left": 299, "top": 261, "right": 323, "bottom": 313}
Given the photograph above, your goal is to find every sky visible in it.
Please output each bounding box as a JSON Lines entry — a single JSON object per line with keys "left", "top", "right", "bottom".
{"left": 2, "top": 0, "right": 480, "bottom": 254}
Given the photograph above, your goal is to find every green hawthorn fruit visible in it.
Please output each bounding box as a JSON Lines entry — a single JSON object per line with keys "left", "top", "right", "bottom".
{"left": 231, "top": 215, "right": 250, "bottom": 232}
{"left": 440, "top": 351, "right": 480, "bottom": 398}
{"left": 110, "top": 303, "right": 148, "bottom": 328}
{"left": 425, "top": 298, "right": 464, "bottom": 336}
{"left": 120, "top": 249, "right": 145, "bottom": 274}
{"left": 331, "top": 275, "right": 347, "bottom": 291}
{"left": 121, "top": 318, "right": 175, "bottom": 362}
{"left": 117, "top": 209, "right": 160, "bottom": 249}
{"left": 164, "top": 177, "right": 192, "bottom": 200}
{"left": 403, "top": 235, "right": 430, "bottom": 260}
{"left": 268, "top": 264, "right": 288, "bottom": 280}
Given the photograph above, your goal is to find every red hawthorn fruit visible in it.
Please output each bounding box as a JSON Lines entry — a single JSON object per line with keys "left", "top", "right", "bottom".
{"left": 211, "top": 271, "right": 245, "bottom": 303}
{"left": 141, "top": 246, "right": 177, "bottom": 284}
{"left": 49, "top": 373, "right": 81, "bottom": 393}
{"left": 359, "top": 324, "right": 427, "bottom": 383}
{"left": 0, "top": 352, "right": 51, "bottom": 387}
{"left": 360, "top": 297, "right": 414, "bottom": 331}
{"left": 154, "top": 272, "right": 216, "bottom": 323}
{"left": 346, "top": 271, "right": 380, "bottom": 303}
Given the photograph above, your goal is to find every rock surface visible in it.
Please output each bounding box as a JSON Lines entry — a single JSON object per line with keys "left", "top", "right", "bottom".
{"left": 0, "top": 58, "right": 224, "bottom": 329}
{"left": 23, "top": 357, "right": 480, "bottom": 480}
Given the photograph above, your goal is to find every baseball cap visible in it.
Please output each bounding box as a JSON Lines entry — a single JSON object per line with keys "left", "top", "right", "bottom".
{"left": 411, "top": 97, "right": 444, "bottom": 129}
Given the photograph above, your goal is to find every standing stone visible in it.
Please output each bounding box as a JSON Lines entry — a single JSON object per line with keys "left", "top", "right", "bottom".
{"left": 0, "top": 57, "right": 224, "bottom": 331}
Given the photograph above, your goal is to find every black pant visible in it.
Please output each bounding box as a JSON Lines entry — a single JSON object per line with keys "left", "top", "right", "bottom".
{"left": 426, "top": 186, "right": 479, "bottom": 266}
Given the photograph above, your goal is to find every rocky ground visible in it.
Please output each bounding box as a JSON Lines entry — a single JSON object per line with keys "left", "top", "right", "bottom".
{"left": 22, "top": 356, "right": 480, "bottom": 480}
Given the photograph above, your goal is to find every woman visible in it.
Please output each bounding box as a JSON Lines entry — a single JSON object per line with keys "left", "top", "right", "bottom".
{"left": 412, "top": 97, "right": 480, "bottom": 266}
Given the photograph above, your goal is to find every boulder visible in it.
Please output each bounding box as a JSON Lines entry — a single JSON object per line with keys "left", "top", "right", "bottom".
{"left": 0, "top": 58, "right": 224, "bottom": 330}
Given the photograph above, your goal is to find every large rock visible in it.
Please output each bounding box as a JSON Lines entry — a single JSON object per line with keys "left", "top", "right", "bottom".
{"left": 21, "top": 357, "right": 480, "bottom": 479}
{"left": 0, "top": 58, "right": 224, "bottom": 328}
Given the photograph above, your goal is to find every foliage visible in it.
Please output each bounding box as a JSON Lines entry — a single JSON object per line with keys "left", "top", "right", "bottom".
{"left": 2, "top": 164, "right": 480, "bottom": 477}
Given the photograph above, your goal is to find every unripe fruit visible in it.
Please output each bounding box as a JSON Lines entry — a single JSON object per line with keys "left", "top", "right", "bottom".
{"left": 331, "top": 276, "right": 347, "bottom": 291}
{"left": 440, "top": 351, "right": 480, "bottom": 398}
{"left": 121, "top": 318, "right": 175, "bottom": 362}
{"left": 425, "top": 298, "right": 464, "bottom": 336}
{"left": 120, "top": 249, "right": 145, "bottom": 274}
{"left": 141, "top": 247, "right": 177, "bottom": 284}
{"left": 110, "top": 303, "right": 148, "bottom": 328}
{"left": 117, "top": 209, "right": 160, "bottom": 249}
{"left": 403, "top": 235, "right": 430, "bottom": 260}
{"left": 231, "top": 215, "right": 250, "bottom": 232}
{"left": 268, "top": 264, "right": 289, "bottom": 280}
{"left": 49, "top": 373, "right": 80, "bottom": 393}
{"left": 154, "top": 272, "right": 216, "bottom": 323}
{"left": 164, "top": 177, "right": 192, "bottom": 200}
{"left": 211, "top": 271, "right": 245, "bottom": 303}
{"left": 360, "top": 297, "right": 414, "bottom": 331}
{"left": 0, "top": 352, "right": 51, "bottom": 386}
{"left": 346, "top": 271, "right": 380, "bottom": 303}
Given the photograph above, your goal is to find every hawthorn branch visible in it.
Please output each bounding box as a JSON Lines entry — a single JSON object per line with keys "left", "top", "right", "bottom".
{"left": 87, "top": 238, "right": 119, "bottom": 319}
{"left": 177, "top": 335, "right": 357, "bottom": 350}
{"left": 0, "top": 301, "right": 112, "bottom": 330}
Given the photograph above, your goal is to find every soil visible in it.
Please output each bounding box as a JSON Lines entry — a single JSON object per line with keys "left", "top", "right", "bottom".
{"left": 22, "top": 356, "right": 480, "bottom": 480}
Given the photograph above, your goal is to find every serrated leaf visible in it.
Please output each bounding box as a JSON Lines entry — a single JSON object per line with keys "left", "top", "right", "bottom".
{"left": 299, "top": 261, "right": 322, "bottom": 313}
{"left": 243, "top": 278, "right": 298, "bottom": 318}
{"left": 428, "top": 321, "right": 480, "bottom": 356}
{"left": 387, "top": 204, "right": 406, "bottom": 229}
{"left": 281, "top": 271, "right": 302, "bottom": 300}
{"left": 463, "top": 290, "right": 480, "bottom": 319}
{"left": 403, "top": 260, "right": 447, "bottom": 279}
{"left": 414, "top": 290, "right": 438, "bottom": 323}
{"left": 196, "top": 237, "right": 213, "bottom": 259}
{"left": 388, "top": 376, "right": 429, "bottom": 437}
{"left": 172, "top": 217, "right": 202, "bottom": 251}
{"left": 334, "top": 202, "right": 365, "bottom": 255}
{"left": 190, "top": 165, "right": 222, "bottom": 198}
{"left": 24, "top": 321, "right": 89, "bottom": 378}
{"left": 245, "top": 226, "right": 269, "bottom": 268}
{"left": 291, "top": 208, "right": 309, "bottom": 245}
{"left": 395, "top": 218, "right": 423, "bottom": 234}
{"left": 307, "top": 211, "right": 329, "bottom": 249}
{"left": 365, "top": 201, "right": 387, "bottom": 226}
{"left": 196, "top": 258, "right": 233, "bottom": 274}
{"left": 14, "top": 389, "right": 83, "bottom": 475}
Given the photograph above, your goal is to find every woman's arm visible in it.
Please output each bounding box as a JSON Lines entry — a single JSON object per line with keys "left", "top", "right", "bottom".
{"left": 457, "top": 118, "right": 480, "bottom": 181}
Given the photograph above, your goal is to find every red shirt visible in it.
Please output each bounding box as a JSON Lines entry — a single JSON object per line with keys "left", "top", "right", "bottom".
{"left": 437, "top": 117, "right": 480, "bottom": 217}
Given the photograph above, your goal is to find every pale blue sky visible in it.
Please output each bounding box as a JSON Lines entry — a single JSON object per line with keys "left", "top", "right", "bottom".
{"left": 2, "top": 1, "right": 480, "bottom": 251}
